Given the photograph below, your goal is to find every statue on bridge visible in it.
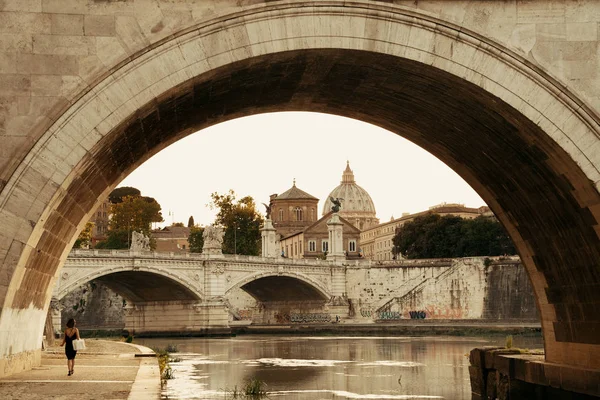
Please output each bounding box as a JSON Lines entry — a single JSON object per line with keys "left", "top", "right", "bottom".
{"left": 130, "top": 231, "right": 150, "bottom": 251}
{"left": 262, "top": 202, "right": 272, "bottom": 219}
{"left": 330, "top": 197, "right": 343, "bottom": 213}
{"left": 202, "top": 224, "right": 224, "bottom": 255}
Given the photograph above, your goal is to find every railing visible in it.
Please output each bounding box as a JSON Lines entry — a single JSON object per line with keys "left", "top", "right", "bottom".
{"left": 67, "top": 249, "right": 520, "bottom": 268}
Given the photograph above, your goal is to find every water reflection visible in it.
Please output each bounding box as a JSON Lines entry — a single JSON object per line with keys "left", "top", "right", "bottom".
{"left": 137, "top": 335, "right": 542, "bottom": 400}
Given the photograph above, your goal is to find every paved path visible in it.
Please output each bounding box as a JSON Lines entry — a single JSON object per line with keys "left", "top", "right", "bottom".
{"left": 0, "top": 339, "right": 160, "bottom": 400}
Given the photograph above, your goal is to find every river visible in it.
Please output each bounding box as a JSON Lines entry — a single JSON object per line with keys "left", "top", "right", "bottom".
{"left": 137, "top": 335, "right": 543, "bottom": 399}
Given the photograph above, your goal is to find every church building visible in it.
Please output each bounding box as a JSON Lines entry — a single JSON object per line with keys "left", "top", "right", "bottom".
{"left": 322, "top": 162, "right": 379, "bottom": 231}
{"left": 268, "top": 180, "right": 319, "bottom": 238}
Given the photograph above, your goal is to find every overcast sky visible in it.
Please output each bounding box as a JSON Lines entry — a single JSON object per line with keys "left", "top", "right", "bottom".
{"left": 120, "top": 112, "right": 485, "bottom": 228}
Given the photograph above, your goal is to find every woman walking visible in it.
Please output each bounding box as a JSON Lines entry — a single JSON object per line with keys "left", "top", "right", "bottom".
{"left": 60, "top": 318, "right": 80, "bottom": 376}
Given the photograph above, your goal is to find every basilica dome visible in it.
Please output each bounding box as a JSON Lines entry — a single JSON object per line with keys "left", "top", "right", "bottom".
{"left": 323, "top": 162, "right": 379, "bottom": 230}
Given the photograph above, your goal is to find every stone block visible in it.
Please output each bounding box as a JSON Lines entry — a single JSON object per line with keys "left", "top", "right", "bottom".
{"left": 0, "top": 33, "right": 32, "bottom": 52}
{"left": 517, "top": 2, "right": 566, "bottom": 24}
{"left": 0, "top": 12, "right": 51, "bottom": 34}
{"left": 486, "top": 369, "right": 498, "bottom": 399}
{"left": 115, "top": 15, "right": 149, "bottom": 54}
{"left": 95, "top": 37, "right": 128, "bottom": 68}
{"left": 84, "top": 15, "right": 115, "bottom": 37}
{"left": 535, "top": 23, "right": 566, "bottom": 41}
{"left": 544, "top": 363, "right": 562, "bottom": 389}
{"left": 16, "top": 54, "right": 78, "bottom": 75}
{"left": 469, "top": 365, "right": 486, "bottom": 397}
{"left": 51, "top": 13, "right": 83, "bottom": 36}
{"left": 0, "top": 74, "right": 30, "bottom": 95}
{"left": 0, "top": 53, "right": 17, "bottom": 73}
{"left": 470, "top": 347, "right": 488, "bottom": 367}
{"left": 33, "top": 35, "right": 93, "bottom": 56}
{"left": 0, "top": 0, "right": 42, "bottom": 12}
{"left": 42, "top": 0, "right": 87, "bottom": 14}
{"left": 566, "top": 22, "right": 598, "bottom": 41}
{"left": 560, "top": 365, "right": 600, "bottom": 396}
{"left": 484, "top": 347, "right": 505, "bottom": 369}
{"left": 494, "top": 351, "right": 521, "bottom": 377}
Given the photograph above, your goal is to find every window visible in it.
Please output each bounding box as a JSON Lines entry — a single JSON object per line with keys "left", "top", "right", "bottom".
{"left": 349, "top": 240, "right": 356, "bottom": 252}
{"left": 279, "top": 209, "right": 283, "bottom": 221}
{"left": 97, "top": 211, "right": 101, "bottom": 217}
{"left": 322, "top": 240, "right": 329, "bottom": 252}
{"left": 294, "top": 207, "right": 303, "bottom": 221}
{"left": 310, "top": 208, "right": 314, "bottom": 221}
{"left": 294, "top": 242, "right": 298, "bottom": 255}
{"left": 103, "top": 212, "right": 107, "bottom": 218}
{"left": 309, "top": 240, "right": 316, "bottom": 252}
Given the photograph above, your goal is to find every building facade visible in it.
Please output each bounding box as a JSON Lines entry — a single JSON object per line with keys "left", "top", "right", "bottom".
{"left": 359, "top": 203, "right": 491, "bottom": 261}
{"left": 152, "top": 225, "right": 191, "bottom": 253}
{"left": 279, "top": 212, "right": 361, "bottom": 259}
{"left": 90, "top": 199, "right": 111, "bottom": 247}
{"left": 269, "top": 181, "right": 320, "bottom": 238}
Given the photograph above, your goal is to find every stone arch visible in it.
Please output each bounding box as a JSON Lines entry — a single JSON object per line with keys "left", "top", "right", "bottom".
{"left": 56, "top": 266, "right": 204, "bottom": 302}
{"left": 225, "top": 271, "right": 331, "bottom": 301}
{"left": 0, "top": 1, "right": 598, "bottom": 373}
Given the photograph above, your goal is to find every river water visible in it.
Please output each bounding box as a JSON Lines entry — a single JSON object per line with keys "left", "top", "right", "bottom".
{"left": 137, "top": 335, "right": 543, "bottom": 400}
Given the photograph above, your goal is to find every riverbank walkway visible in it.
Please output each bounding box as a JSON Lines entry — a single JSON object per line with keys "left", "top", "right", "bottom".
{"left": 0, "top": 339, "right": 160, "bottom": 400}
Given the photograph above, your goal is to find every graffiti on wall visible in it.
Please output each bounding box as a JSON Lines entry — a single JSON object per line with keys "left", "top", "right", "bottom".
{"left": 408, "top": 311, "right": 427, "bottom": 319}
{"left": 290, "top": 313, "right": 331, "bottom": 323}
{"left": 237, "top": 309, "right": 253, "bottom": 320}
{"left": 273, "top": 313, "right": 333, "bottom": 323}
{"left": 377, "top": 311, "right": 402, "bottom": 320}
{"left": 424, "top": 305, "right": 466, "bottom": 319}
{"left": 274, "top": 312, "right": 290, "bottom": 324}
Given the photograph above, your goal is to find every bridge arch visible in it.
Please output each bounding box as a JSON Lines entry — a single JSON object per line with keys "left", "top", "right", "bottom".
{"left": 0, "top": 1, "right": 598, "bottom": 373}
{"left": 225, "top": 271, "right": 331, "bottom": 302}
{"left": 56, "top": 265, "right": 204, "bottom": 302}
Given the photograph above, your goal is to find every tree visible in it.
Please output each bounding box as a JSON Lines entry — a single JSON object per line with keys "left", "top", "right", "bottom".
{"left": 97, "top": 194, "right": 163, "bottom": 249}
{"left": 73, "top": 222, "right": 94, "bottom": 249}
{"left": 188, "top": 216, "right": 195, "bottom": 228}
{"left": 109, "top": 186, "right": 141, "bottom": 203}
{"left": 172, "top": 222, "right": 184, "bottom": 227}
{"left": 393, "top": 214, "right": 515, "bottom": 259}
{"left": 209, "top": 190, "right": 264, "bottom": 255}
{"left": 188, "top": 226, "right": 205, "bottom": 253}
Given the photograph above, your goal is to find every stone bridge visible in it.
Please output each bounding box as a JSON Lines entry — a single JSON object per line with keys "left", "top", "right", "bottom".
{"left": 54, "top": 249, "right": 348, "bottom": 334}
{"left": 0, "top": 0, "right": 599, "bottom": 396}
{"left": 54, "top": 250, "right": 539, "bottom": 337}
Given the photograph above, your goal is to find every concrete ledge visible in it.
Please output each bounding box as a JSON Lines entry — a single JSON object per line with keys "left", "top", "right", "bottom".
{"left": 469, "top": 347, "right": 600, "bottom": 398}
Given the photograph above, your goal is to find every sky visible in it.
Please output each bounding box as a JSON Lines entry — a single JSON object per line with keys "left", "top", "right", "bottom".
{"left": 120, "top": 112, "right": 485, "bottom": 228}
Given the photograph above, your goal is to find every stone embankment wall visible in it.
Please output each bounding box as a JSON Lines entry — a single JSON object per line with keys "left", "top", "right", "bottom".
{"left": 346, "top": 257, "right": 538, "bottom": 321}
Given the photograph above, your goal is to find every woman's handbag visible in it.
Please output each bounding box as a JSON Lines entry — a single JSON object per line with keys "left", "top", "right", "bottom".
{"left": 72, "top": 339, "right": 86, "bottom": 351}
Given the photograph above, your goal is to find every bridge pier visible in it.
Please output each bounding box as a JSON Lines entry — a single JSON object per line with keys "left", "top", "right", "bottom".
{"left": 124, "top": 299, "right": 230, "bottom": 336}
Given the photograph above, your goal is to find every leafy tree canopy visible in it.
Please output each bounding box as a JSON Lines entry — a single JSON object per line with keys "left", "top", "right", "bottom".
{"left": 172, "top": 222, "right": 184, "bottom": 227}
{"left": 73, "top": 221, "right": 94, "bottom": 249}
{"left": 392, "top": 214, "right": 516, "bottom": 259}
{"left": 188, "top": 216, "right": 195, "bottom": 228}
{"left": 188, "top": 226, "right": 205, "bottom": 253}
{"left": 109, "top": 186, "right": 141, "bottom": 203}
{"left": 97, "top": 194, "right": 163, "bottom": 249}
{"left": 209, "top": 190, "right": 264, "bottom": 255}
